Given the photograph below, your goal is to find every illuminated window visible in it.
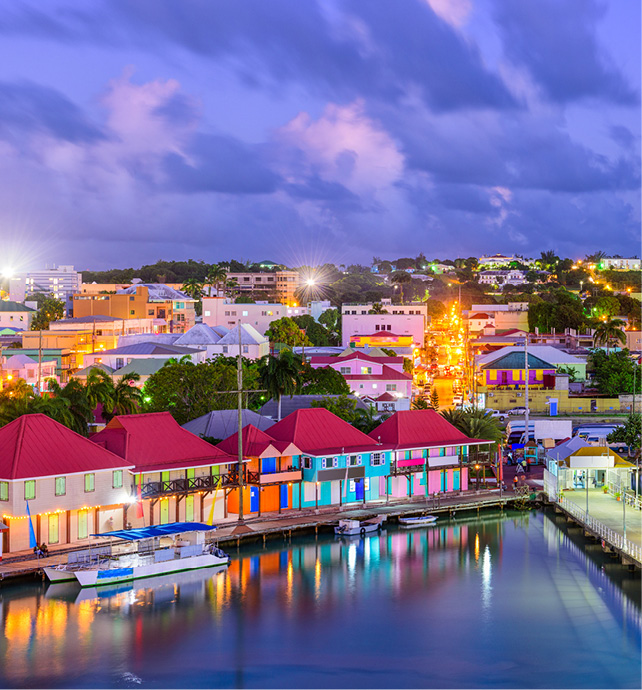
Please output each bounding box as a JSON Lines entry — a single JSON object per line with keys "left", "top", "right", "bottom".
{"left": 24, "top": 480, "right": 35, "bottom": 500}
{"left": 84, "top": 473, "right": 95, "bottom": 493}
{"left": 112, "top": 470, "right": 123, "bottom": 489}
{"left": 55, "top": 477, "right": 66, "bottom": 496}
{"left": 0, "top": 481, "right": 8, "bottom": 501}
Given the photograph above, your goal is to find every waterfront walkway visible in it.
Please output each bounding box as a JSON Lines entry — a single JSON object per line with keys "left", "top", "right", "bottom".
{"left": 0, "top": 489, "right": 512, "bottom": 583}
{"left": 560, "top": 489, "right": 642, "bottom": 547}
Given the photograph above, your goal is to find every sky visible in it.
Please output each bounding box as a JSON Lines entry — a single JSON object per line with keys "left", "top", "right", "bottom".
{"left": 0, "top": 0, "right": 639, "bottom": 272}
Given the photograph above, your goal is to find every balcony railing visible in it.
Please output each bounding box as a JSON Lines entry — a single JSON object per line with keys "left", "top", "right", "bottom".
{"left": 140, "top": 471, "right": 242, "bottom": 499}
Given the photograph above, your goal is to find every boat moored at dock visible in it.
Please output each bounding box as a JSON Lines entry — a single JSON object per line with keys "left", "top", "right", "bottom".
{"left": 45, "top": 522, "right": 229, "bottom": 587}
{"left": 334, "top": 515, "right": 385, "bottom": 537}
{"left": 399, "top": 515, "right": 438, "bottom": 528}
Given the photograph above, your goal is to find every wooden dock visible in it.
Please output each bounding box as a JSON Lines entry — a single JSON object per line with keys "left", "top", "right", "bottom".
{"left": 0, "top": 491, "right": 515, "bottom": 586}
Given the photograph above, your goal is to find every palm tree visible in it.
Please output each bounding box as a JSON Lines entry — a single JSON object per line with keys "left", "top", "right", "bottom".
{"left": 205, "top": 264, "right": 227, "bottom": 297}
{"left": 47, "top": 378, "right": 93, "bottom": 435}
{"left": 441, "top": 409, "right": 505, "bottom": 490}
{"left": 259, "top": 351, "right": 302, "bottom": 421}
{"left": 593, "top": 318, "right": 626, "bottom": 354}
{"left": 411, "top": 397, "right": 429, "bottom": 410}
{"left": 585, "top": 251, "right": 607, "bottom": 264}
{"left": 354, "top": 404, "right": 385, "bottom": 433}
{"left": 106, "top": 374, "right": 143, "bottom": 422}
{"left": 368, "top": 302, "right": 389, "bottom": 315}
{"left": 85, "top": 369, "right": 115, "bottom": 410}
{"left": 181, "top": 277, "right": 204, "bottom": 301}
{"left": 225, "top": 277, "right": 239, "bottom": 299}
{"left": 539, "top": 250, "right": 559, "bottom": 271}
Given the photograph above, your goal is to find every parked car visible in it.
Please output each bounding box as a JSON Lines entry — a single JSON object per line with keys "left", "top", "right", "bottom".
{"left": 508, "top": 407, "right": 527, "bottom": 416}
{"left": 484, "top": 409, "right": 506, "bottom": 421}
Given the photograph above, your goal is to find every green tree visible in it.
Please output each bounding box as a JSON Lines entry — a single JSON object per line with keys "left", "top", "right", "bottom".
{"left": 31, "top": 296, "right": 65, "bottom": 330}
{"left": 539, "top": 251, "right": 559, "bottom": 271}
{"left": 265, "top": 317, "right": 312, "bottom": 347}
{"left": 318, "top": 308, "right": 341, "bottom": 344}
{"left": 556, "top": 365, "right": 577, "bottom": 383}
{"left": 107, "top": 374, "right": 143, "bottom": 422}
{"left": 310, "top": 394, "right": 359, "bottom": 423}
{"left": 143, "top": 357, "right": 258, "bottom": 424}
{"left": 298, "top": 364, "right": 350, "bottom": 395}
{"left": 181, "top": 278, "right": 204, "bottom": 301}
{"left": 607, "top": 414, "right": 641, "bottom": 455}
{"left": 592, "top": 296, "right": 621, "bottom": 319}
{"left": 391, "top": 271, "right": 411, "bottom": 301}
{"left": 593, "top": 318, "right": 626, "bottom": 354}
{"left": 259, "top": 350, "right": 302, "bottom": 421}
{"left": 412, "top": 397, "right": 429, "bottom": 410}
{"left": 423, "top": 298, "right": 445, "bottom": 320}
{"left": 589, "top": 349, "right": 640, "bottom": 396}
{"left": 429, "top": 388, "right": 439, "bottom": 411}
{"left": 292, "top": 315, "right": 332, "bottom": 346}
{"left": 46, "top": 378, "right": 93, "bottom": 435}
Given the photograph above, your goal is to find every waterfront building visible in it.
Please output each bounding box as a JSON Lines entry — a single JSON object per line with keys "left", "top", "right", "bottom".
{"left": 268, "top": 408, "right": 389, "bottom": 508}
{"left": 0, "top": 414, "right": 133, "bottom": 554}
{"left": 217, "top": 425, "right": 302, "bottom": 515}
{"left": 369, "top": 410, "right": 492, "bottom": 498}
{"left": 91, "top": 412, "right": 236, "bottom": 525}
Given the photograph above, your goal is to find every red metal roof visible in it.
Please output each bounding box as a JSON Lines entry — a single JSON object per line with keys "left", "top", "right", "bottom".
{"left": 0, "top": 414, "right": 132, "bottom": 480}
{"left": 310, "top": 352, "right": 403, "bottom": 365}
{"left": 343, "top": 365, "right": 412, "bottom": 381}
{"left": 268, "top": 408, "right": 379, "bottom": 455}
{"left": 368, "top": 410, "right": 492, "bottom": 450}
{"left": 375, "top": 392, "right": 396, "bottom": 401}
{"left": 216, "top": 424, "right": 301, "bottom": 458}
{"left": 92, "top": 412, "right": 234, "bottom": 473}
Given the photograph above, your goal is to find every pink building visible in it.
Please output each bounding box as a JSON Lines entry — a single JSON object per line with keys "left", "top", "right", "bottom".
{"left": 309, "top": 351, "right": 412, "bottom": 410}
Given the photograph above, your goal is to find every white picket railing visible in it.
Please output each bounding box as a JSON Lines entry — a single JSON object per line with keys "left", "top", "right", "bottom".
{"left": 557, "top": 495, "right": 642, "bottom": 565}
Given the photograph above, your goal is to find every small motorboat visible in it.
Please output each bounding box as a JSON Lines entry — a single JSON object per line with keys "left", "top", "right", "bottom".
{"left": 398, "top": 515, "right": 438, "bottom": 528}
{"left": 334, "top": 515, "right": 385, "bottom": 537}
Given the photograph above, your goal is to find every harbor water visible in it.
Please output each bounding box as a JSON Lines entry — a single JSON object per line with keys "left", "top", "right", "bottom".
{"left": 0, "top": 510, "right": 640, "bottom": 689}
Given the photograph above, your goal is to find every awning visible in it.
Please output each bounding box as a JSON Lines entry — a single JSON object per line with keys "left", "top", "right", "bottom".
{"left": 91, "top": 522, "right": 217, "bottom": 540}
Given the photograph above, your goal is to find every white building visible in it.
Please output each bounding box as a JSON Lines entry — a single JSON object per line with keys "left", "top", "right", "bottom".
{"left": 82, "top": 342, "right": 206, "bottom": 371}
{"left": 202, "top": 297, "right": 288, "bottom": 334}
{"left": 601, "top": 257, "right": 641, "bottom": 270}
{"left": 10, "top": 265, "right": 82, "bottom": 315}
{"left": 174, "top": 323, "right": 268, "bottom": 360}
{"left": 0, "top": 301, "right": 36, "bottom": 330}
{"left": 1, "top": 354, "right": 58, "bottom": 388}
{"left": 478, "top": 270, "right": 527, "bottom": 287}
{"left": 341, "top": 299, "right": 428, "bottom": 320}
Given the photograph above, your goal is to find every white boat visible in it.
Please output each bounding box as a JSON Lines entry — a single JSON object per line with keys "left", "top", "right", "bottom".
{"left": 45, "top": 522, "right": 229, "bottom": 587}
{"left": 44, "top": 545, "right": 112, "bottom": 583}
{"left": 398, "top": 515, "right": 438, "bottom": 528}
{"left": 334, "top": 515, "right": 385, "bottom": 537}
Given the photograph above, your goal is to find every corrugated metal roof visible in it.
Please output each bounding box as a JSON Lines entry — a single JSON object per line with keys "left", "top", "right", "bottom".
{"left": 0, "top": 414, "right": 132, "bottom": 480}
{"left": 91, "top": 412, "right": 234, "bottom": 473}
{"left": 0, "top": 301, "right": 36, "bottom": 312}
{"left": 216, "top": 425, "right": 288, "bottom": 458}
{"left": 97, "top": 342, "right": 204, "bottom": 356}
{"left": 113, "top": 359, "right": 168, "bottom": 376}
{"left": 482, "top": 352, "right": 555, "bottom": 370}
{"left": 182, "top": 410, "right": 274, "bottom": 439}
{"left": 477, "top": 345, "right": 583, "bottom": 366}
{"left": 343, "top": 365, "right": 412, "bottom": 381}
{"left": 368, "top": 410, "right": 492, "bottom": 450}
{"left": 174, "top": 324, "right": 223, "bottom": 346}
{"left": 269, "top": 408, "right": 378, "bottom": 455}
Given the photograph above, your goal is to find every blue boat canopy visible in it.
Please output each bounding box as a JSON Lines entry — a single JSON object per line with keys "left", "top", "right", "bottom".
{"left": 91, "top": 522, "right": 218, "bottom": 541}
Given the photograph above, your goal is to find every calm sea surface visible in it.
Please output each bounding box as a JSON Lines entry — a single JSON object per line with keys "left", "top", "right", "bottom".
{"left": 0, "top": 510, "right": 640, "bottom": 689}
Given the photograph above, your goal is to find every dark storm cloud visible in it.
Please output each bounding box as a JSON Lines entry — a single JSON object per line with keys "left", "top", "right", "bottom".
{"left": 284, "top": 175, "right": 361, "bottom": 208}
{"left": 161, "top": 134, "right": 280, "bottom": 194}
{"left": 0, "top": 80, "right": 105, "bottom": 145}
{"left": 399, "top": 112, "right": 640, "bottom": 193}
{"left": 493, "top": 0, "right": 638, "bottom": 105}
{"left": 0, "top": 0, "right": 517, "bottom": 112}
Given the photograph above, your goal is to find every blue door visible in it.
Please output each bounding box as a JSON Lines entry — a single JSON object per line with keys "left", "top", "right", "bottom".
{"left": 280, "top": 484, "right": 288, "bottom": 509}
{"left": 440, "top": 470, "right": 448, "bottom": 492}
{"left": 453, "top": 470, "right": 460, "bottom": 491}
{"left": 262, "top": 458, "right": 277, "bottom": 474}
{"left": 355, "top": 479, "right": 364, "bottom": 501}
{"left": 250, "top": 486, "right": 259, "bottom": 512}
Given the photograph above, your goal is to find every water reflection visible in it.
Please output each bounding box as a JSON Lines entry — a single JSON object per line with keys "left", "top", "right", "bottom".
{"left": 0, "top": 511, "right": 639, "bottom": 689}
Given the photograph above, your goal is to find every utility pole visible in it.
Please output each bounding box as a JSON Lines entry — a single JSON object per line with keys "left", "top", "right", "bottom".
{"left": 237, "top": 322, "right": 245, "bottom": 523}
{"left": 524, "top": 336, "right": 530, "bottom": 447}
{"left": 38, "top": 329, "right": 43, "bottom": 396}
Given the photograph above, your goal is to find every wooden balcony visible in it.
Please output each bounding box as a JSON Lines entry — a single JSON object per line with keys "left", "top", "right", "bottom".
{"left": 140, "top": 471, "right": 241, "bottom": 499}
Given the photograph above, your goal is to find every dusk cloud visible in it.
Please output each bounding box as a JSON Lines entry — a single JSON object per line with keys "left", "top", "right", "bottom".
{"left": 0, "top": 0, "right": 638, "bottom": 269}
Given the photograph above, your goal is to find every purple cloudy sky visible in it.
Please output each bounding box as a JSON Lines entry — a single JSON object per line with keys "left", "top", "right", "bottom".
{"left": 0, "top": 0, "right": 639, "bottom": 271}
